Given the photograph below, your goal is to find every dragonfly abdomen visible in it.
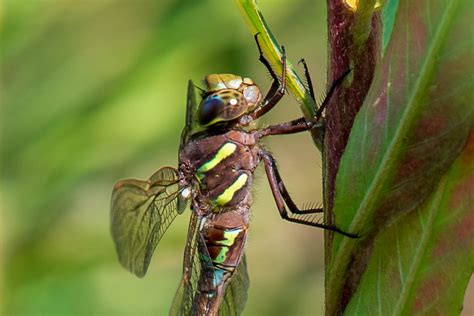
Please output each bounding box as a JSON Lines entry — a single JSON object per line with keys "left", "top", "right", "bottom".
{"left": 194, "top": 209, "right": 249, "bottom": 315}
{"left": 201, "top": 210, "right": 248, "bottom": 270}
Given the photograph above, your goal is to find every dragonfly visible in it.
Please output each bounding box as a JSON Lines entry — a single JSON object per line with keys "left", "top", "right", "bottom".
{"left": 110, "top": 34, "right": 354, "bottom": 316}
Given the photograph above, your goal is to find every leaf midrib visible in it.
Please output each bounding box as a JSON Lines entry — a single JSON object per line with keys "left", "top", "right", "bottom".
{"left": 391, "top": 179, "right": 445, "bottom": 315}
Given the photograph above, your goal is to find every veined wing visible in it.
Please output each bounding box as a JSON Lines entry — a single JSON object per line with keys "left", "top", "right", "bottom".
{"left": 170, "top": 211, "right": 202, "bottom": 315}
{"left": 218, "top": 254, "right": 249, "bottom": 316}
{"left": 180, "top": 79, "right": 200, "bottom": 150}
{"left": 111, "top": 166, "right": 182, "bottom": 277}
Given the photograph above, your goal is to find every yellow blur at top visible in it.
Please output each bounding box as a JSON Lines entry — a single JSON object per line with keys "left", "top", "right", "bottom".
{"left": 344, "top": 0, "right": 384, "bottom": 11}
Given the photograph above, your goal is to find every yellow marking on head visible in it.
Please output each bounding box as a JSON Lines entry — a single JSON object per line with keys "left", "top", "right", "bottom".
{"left": 205, "top": 74, "right": 243, "bottom": 91}
{"left": 214, "top": 173, "right": 248, "bottom": 206}
{"left": 197, "top": 142, "right": 237, "bottom": 175}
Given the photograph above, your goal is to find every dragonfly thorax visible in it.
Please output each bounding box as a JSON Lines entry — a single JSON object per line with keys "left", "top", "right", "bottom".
{"left": 198, "top": 74, "right": 262, "bottom": 127}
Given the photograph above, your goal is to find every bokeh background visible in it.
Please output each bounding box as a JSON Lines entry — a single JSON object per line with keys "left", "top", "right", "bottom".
{"left": 3, "top": 1, "right": 472, "bottom": 316}
{"left": 1, "top": 1, "right": 329, "bottom": 315}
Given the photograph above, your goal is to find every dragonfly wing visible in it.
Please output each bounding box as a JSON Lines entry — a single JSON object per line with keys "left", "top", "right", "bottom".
{"left": 170, "top": 212, "right": 202, "bottom": 315}
{"left": 218, "top": 254, "right": 250, "bottom": 316}
{"left": 111, "top": 166, "right": 181, "bottom": 277}
{"left": 180, "top": 80, "right": 199, "bottom": 150}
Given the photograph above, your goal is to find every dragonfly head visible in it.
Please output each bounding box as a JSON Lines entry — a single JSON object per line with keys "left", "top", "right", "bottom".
{"left": 198, "top": 74, "right": 262, "bottom": 127}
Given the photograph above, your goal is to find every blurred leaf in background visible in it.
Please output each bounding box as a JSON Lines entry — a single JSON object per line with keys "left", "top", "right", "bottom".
{"left": 1, "top": 1, "right": 332, "bottom": 315}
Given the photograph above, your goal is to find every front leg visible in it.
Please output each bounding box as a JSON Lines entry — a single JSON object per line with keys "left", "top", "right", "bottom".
{"left": 257, "top": 116, "right": 322, "bottom": 138}
{"left": 248, "top": 33, "right": 287, "bottom": 120}
{"left": 255, "top": 68, "right": 352, "bottom": 139}
{"left": 260, "top": 150, "right": 358, "bottom": 238}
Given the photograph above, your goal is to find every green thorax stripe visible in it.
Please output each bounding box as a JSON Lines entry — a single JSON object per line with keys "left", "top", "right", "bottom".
{"left": 197, "top": 142, "right": 237, "bottom": 177}
{"left": 213, "top": 173, "right": 248, "bottom": 206}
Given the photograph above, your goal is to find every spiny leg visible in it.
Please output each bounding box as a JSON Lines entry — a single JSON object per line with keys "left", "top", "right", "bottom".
{"left": 250, "top": 33, "right": 287, "bottom": 119}
{"left": 272, "top": 154, "right": 322, "bottom": 215}
{"left": 298, "top": 58, "right": 316, "bottom": 102}
{"left": 255, "top": 68, "right": 353, "bottom": 138}
{"left": 260, "top": 150, "right": 358, "bottom": 238}
{"left": 261, "top": 150, "right": 321, "bottom": 215}
{"left": 256, "top": 117, "right": 322, "bottom": 138}
{"left": 297, "top": 58, "right": 327, "bottom": 148}
{"left": 315, "top": 68, "right": 352, "bottom": 118}
{"left": 255, "top": 33, "right": 281, "bottom": 97}
{"left": 299, "top": 59, "right": 352, "bottom": 120}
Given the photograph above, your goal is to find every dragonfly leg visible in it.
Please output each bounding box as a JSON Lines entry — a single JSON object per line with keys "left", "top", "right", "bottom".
{"left": 298, "top": 58, "right": 316, "bottom": 102}
{"left": 249, "top": 33, "right": 287, "bottom": 119}
{"left": 260, "top": 150, "right": 358, "bottom": 238}
{"left": 255, "top": 68, "right": 352, "bottom": 139}
{"left": 261, "top": 150, "right": 322, "bottom": 215}
{"left": 315, "top": 68, "right": 352, "bottom": 118}
{"left": 256, "top": 116, "right": 321, "bottom": 138}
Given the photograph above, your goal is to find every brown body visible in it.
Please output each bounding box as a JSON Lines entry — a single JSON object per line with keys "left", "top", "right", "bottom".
{"left": 110, "top": 44, "right": 351, "bottom": 315}
{"left": 179, "top": 130, "right": 260, "bottom": 210}
{"left": 179, "top": 130, "right": 260, "bottom": 315}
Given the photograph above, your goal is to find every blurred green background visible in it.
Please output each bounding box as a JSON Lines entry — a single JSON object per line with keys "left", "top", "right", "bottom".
{"left": 1, "top": 1, "right": 331, "bottom": 315}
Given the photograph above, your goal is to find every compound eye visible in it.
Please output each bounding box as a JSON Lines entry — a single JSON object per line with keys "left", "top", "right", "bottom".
{"left": 199, "top": 95, "right": 224, "bottom": 126}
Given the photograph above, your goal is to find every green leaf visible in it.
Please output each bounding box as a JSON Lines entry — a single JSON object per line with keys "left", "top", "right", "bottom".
{"left": 326, "top": 0, "right": 474, "bottom": 312}
{"left": 345, "top": 130, "right": 474, "bottom": 315}
{"left": 235, "top": 0, "right": 316, "bottom": 118}
{"left": 382, "top": 0, "right": 399, "bottom": 51}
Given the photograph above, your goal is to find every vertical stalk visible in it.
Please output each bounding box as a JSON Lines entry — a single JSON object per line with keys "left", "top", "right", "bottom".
{"left": 324, "top": 0, "right": 382, "bottom": 314}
